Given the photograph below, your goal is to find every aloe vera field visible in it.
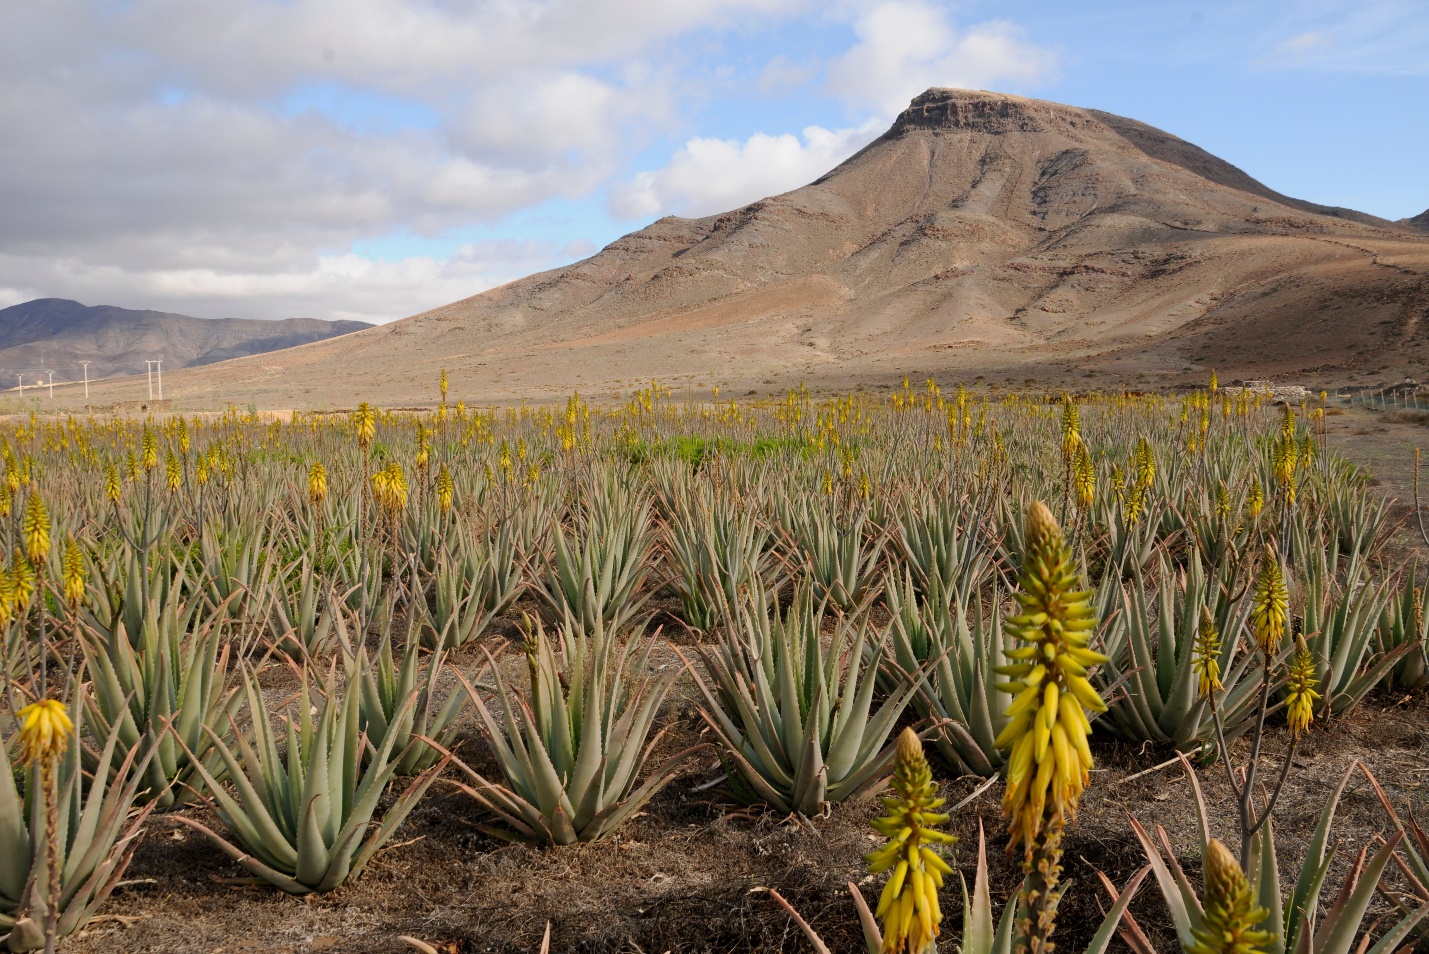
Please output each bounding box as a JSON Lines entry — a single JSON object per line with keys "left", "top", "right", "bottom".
{"left": 4, "top": 378, "right": 1429, "bottom": 954}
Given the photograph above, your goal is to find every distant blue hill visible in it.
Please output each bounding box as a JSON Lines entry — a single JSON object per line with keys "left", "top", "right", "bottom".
{"left": 0, "top": 298, "right": 371, "bottom": 382}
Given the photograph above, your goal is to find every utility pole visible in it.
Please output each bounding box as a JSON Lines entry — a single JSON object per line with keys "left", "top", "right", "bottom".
{"left": 45, "top": 370, "right": 54, "bottom": 399}
{"left": 80, "top": 360, "right": 91, "bottom": 400}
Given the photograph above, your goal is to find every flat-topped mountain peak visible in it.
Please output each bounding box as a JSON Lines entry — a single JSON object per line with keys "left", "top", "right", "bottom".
{"left": 89, "top": 89, "right": 1429, "bottom": 407}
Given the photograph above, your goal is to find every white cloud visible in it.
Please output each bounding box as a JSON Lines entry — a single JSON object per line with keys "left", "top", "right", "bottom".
{"left": 0, "top": 0, "right": 806, "bottom": 323}
{"left": 609, "top": 1, "right": 1059, "bottom": 222}
{"left": 609, "top": 121, "right": 883, "bottom": 219}
{"left": 0, "top": 0, "right": 1067, "bottom": 323}
{"left": 1258, "top": 1, "right": 1429, "bottom": 73}
{"left": 0, "top": 240, "right": 591, "bottom": 325}
{"left": 826, "top": 1, "right": 1059, "bottom": 117}
{"left": 1274, "top": 30, "right": 1333, "bottom": 59}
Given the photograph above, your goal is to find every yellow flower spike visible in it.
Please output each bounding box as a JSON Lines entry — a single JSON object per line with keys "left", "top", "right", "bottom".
{"left": 384, "top": 461, "right": 408, "bottom": 510}
{"left": 437, "top": 462, "right": 454, "bottom": 513}
{"left": 1134, "top": 436, "right": 1156, "bottom": 489}
{"left": 22, "top": 492, "right": 50, "bottom": 566}
{"left": 1194, "top": 606, "right": 1223, "bottom": 699}
{"left": 354, "top": 402, "right": 376, "bottom": 449}
{"left": 1000, "top": 502, "right": 1103, "bottom": 954}
{"left": 308, "top": 461, "right": 328, "bottom": 506}
{"left": 1188, "top": 839, "right": 1273, "bottom": 954}
{"left": 1060, "top": 395, "right": 1080, "bottom": 463}
{"left": 140, "top": 428, "right": 158, "bottom": 472}
{"left": 0, "top": 563, "right": 14, "bottom": 626}
{"left": 1000, "top": 502, "right": 1102, "bottom": 845}
{"left": 1250, "top": 548, "right": 1288, "bottom": 654}
{"left": 15, "top": 698, "right": 74, "bottom": 765}
{"left": 1073, "top": 443, "right": 1095, "bottom": 512}
{"left": 1246, "top": 480, "right": 1264, "bottom": 520}
{"left": 61, "top": 537, "right": 86, "bottom": 610}
{"left": 165, "top": 451, "right": 182, "bottom": 493}
{"left": 1284, "top": 636, "right": 1319, "bottom": 736}
{"left": 868, "top": 728, "right": 951, "bottom": 954}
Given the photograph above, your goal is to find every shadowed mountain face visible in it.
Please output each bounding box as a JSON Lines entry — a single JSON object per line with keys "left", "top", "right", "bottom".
{"left": 1406, "top": 209, "right": 1429, "bottom": 232}
{"left": 84, "top": 89, "right": 1429, "bottom": 407}
{"left": 0, "top": 299, "right": 370, "bottom": 384}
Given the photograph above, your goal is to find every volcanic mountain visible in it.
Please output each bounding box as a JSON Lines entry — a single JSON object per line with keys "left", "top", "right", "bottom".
{"left": 80, "top": 88, "right": 1429, "bottom": 407}
{"left": 0, "top": 298, "right": 369, "bottom": 386}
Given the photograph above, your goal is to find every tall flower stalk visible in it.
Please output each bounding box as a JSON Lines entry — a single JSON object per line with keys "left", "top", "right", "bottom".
{"left": 15, "top": 699, "right": 74, "bottom": 954}
{"left": 1203, "top": 544, "right": 1312, "bottom": 868}
{"left": 867, "top": 729, "right": 955, "bottom": 953}
{"left": 995, "top": 502, "right": 1105, "bottom": 954}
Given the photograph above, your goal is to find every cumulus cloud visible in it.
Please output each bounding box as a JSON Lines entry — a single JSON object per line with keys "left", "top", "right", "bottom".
{"left": 0, "top": 0, "right": 1063, "bottom": 323}
{"left": 0, "top": 239, "right": 592, "bottom": 325}
{"left": 826, "top": 0, "right": 1059, "bottom": 117}
{"left": 0, "top": 0, "right": 804, "bottom": 323}
{"left": 609, "top": 121, "right": 883, "bottom": 219}
{"left": 609, "top": 1, "right": 1058, "bottom": 222}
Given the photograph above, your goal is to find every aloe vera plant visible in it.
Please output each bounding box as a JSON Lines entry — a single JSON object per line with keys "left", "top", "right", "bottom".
{"left": 1, "top": 707, "right": 155, "bottom": 951}
{"left": 1112, "top": 757, "right": 1428, "bottom": 954}
{"left": 664, "top": 488, "right": 773, "bottom": 631}
{"left": 1376, "top": 571, "right": 1429, "bottom": 691}
{"left": 421, "top": 529, "right": 521, "bottom": 649}
{"left": 1299, "top": 554, "right": 1404, "bottom": 716}
{"left": 775, "top": 498, "right": 883, "bottom": 612}
{"left": 334, "top": 540, "right": 385, "bottom": 628}
{"left": 449, "top": 611, "right": 698, "bottom": 845}
{"left": 81, "top": 596, "right": 241, "bottom": 809}
{"left": 199, "top": 517, "right": 274, "bottom": 619}
{"left": 893, "top": 493, "right": 993, "bottom": 607}
{"left": 880, "top": 569, "right": 1006, "bottom": 777}
{"left": 683, "top": 583, "right": 921, "bottom": 816}
{"left": 174, "top": 667, "right": 445, "bottom": 894}
{"left": 340, "top": 608, "right": 467, "bottom": 776}
{"left": 85, "top": 547, "right": 195, "bottom": 653}
{"left": 536, "top": 478, "right": 654, "bottom": 634}
{"left": 267, "top": 555, "right": 337, "bottom": 661}
{"left": 1094, "top": 555, "right": 1262, "bottom": 757}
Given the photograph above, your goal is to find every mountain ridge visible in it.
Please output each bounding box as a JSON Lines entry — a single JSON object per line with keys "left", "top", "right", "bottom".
{"left": 0, "top": 298, "right": 370, "bottom": 383}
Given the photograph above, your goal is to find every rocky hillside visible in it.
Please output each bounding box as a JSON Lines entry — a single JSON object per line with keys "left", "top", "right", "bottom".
{"left": 71, "top": 89, "right": 1429, "bottom": 407}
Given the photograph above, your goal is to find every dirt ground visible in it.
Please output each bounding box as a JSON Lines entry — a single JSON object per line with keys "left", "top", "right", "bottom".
{"left": 59, "top": 404, "right": 1429, "bottom": 954}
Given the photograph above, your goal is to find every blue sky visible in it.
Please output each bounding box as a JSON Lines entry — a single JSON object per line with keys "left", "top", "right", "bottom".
{"left": 0, "top": 0, "right": 1424, "bottom": 323}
